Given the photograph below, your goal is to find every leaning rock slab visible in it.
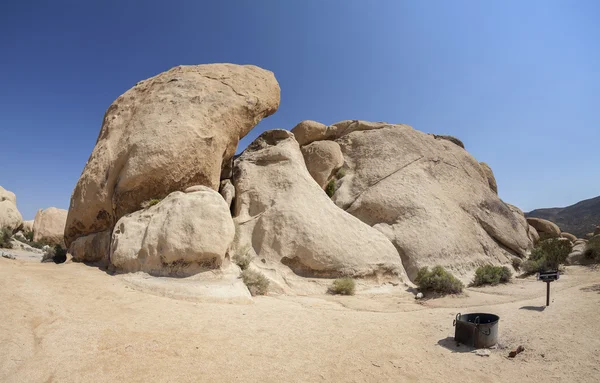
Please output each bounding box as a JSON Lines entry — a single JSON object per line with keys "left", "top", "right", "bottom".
{"left": 65, "top": 64, "right": 280, "bottom": 248}
{"left": 33, "top": 207, "right": 68, "bottom": 246}
{"left": 111, "top": 187, "right": 235, "bottom": 276}
{"left": 232, "top": 130, "right": 405, "bottom": 289}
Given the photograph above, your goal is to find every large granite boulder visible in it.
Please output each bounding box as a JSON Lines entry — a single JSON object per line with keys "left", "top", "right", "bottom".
{"left": 300, "top": 140, "right": 344, "bottom": 188}
{"left": 0, "top": 186, "right": 22, "bottom": 231}
{"left": 231, "top": 130, "right": 405, "bottom": 290}
{"left": 526, "top": 217, "right": 561, "bottom": 239}
{"left": 33, "top": 207, "right": 68, "bottom": 246}
{"left": 110, "top": 187, "right": 235, "bottom": 276}
{"left": 65, "top": 64, "right": 280, "bottom": 248}
{"left": 561, "top": 232, "right": 577, "bottom": 242}
{"left": 292, "top": 120, "right": 532, "bottom": 281}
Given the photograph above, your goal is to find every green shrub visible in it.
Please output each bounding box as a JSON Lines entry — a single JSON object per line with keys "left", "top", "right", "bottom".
{"left": 0, "top": 228, "right": 13, "bottom": 249}
{"left": 512, "top": 258, "right": 522, "bottom": 271}
{"left": 584, "top": 237, "right": 600, "bottom": 262}
{"left": 233, "top": 247, "right": 252, "bottom": 270}
{"left": 471, "top": 265, "right": 512, "bottom": 287}
{"left": 141, "top": 198, "right": 162, "bottom": 209}
{"left": 325, "top": 179, "right": 336, "bottom": 197}
{"left": 523, "top": 238, "right": 572, "bottom": 274}
{"left": 415, "top": 266, "right": 463, "bottom": 295}
{"left": 24, "top": 231, "right": 34, "bottom": 242}
{"left": 328, "top": 277, "right": 356, "bottom": 295}
{"left": 241, "top": 269, "right": 269, "bottom": 296}
{"left": 335, "top": 168, "right": 346, "bottom": 179}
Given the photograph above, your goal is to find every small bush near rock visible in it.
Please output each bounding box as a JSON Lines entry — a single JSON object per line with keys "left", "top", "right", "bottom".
{"left": 41, "top": 244, "right": 67, "bottom": 264}
{"left": 522, "top": 239, "right": 571, "bottom": 275}
{"left": 325, "top": 179, "right": 336, "bottom": 197}
{"left": 24, "top": 231, "right": 34, "bottom": 242}
{"left": 328, "top": 277, "right": 356, "bottom": 295}
{"left": 241, "top": 269, "right": 269, "bottom": 296}
{"left": 335, "top": 168, "right": 346, "bottom": 179}
{"left": 512, "top": 258, "right": 522, "bottom": 271}
{"left": 584, "top": 237, "right": 600, "bottom": 262}
{"left": 471, "top": 265, "right": 512, "bottom": 287}
{"left": 141, "top": 198, "right": 162, "bottom": 209}
{"left": 233, "top": 247, "right": 252, "bottom": 270}
{"left": 0, "top": 228, "right": 13, "bottom": 249}
{"left": 415, "top": 266, "right": 463, "bottom": 295}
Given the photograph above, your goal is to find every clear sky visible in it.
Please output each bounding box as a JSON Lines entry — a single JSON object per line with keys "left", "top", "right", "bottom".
{"left": 1, "top": 0, "right": 598, "bottom": 220}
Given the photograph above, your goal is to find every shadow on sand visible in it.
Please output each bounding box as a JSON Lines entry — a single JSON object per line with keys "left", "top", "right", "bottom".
{"left": 519, "top": 305, "right": 546, "bottom": 312}
{"left": 437, "top": 337, "right": 474, "bottom": 353}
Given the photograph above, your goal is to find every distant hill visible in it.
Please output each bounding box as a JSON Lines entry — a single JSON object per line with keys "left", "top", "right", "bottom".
{"left": 526, "top": 195, "right": 600, "bottom": 238}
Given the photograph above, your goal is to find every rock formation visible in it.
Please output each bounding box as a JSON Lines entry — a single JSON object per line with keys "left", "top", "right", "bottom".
{"left": 64, "top": 64, "right": 280, "bottom": 250}
{"left": 479, "top": 162, "right": 498, "bottom": 194}
{"left": 560, "top": 232, "right": 577, "bottom": 242}
{"left": 231, "top": 130, "right": 405, "bottom": 291}
{"left": 526, "top": 217, "right": 561, "bottom": 239}
{"left": 111, "top": 187, "right": 235, "bottom": 276}
{"left": 21, "top": 220, "right": 34, "bottom": 232}
{"left": 0, "top": 186, "right": 22, "bottom": 231}
{"left": 33, "top": 207, "right": 68, "bottom": 246}
{"left": 300, "top": 140, "right": 344, "bottom": 189}
{"left": 293, "top": 120, "right": 533, "bottom": 281}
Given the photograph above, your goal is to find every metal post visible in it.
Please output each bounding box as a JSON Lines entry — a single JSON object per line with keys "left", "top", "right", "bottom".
{"left": 546, "top": 281, "right": 551, "bottom": 306}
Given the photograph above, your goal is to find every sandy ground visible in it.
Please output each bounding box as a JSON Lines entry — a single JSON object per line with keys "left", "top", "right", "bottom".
{"left": 1, "top": 257, "right": 599, "bottom": 383}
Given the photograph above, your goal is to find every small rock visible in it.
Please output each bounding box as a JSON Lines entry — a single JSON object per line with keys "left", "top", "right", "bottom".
{"left": 416, "top": 292, "right": 424, "bottom": 299}
{"left": 473, "top": 349, "right": 491, "bottom": 357}
{"left": 508, "top": 345, "right": 525, "bottom": 358}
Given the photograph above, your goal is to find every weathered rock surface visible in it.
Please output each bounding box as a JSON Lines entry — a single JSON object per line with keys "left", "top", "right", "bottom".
{"left": 21, "top": 220, "right": 34, "bottom": 232}
{"left": 232, "top": 130, "right": 405, "bottom": 290}
{"left": 526, "top": 217, "right": 561, "bottom": 238}
{"left": 111, "top": 187, "right": 235, "bottom": 276}
{"left": 65, "top": 64, "right": 280, "bottom": 248}
{"left": 479, "top": 162, "right": 498, "bottom": 194}
{"left": 528, "top": 225, "right": 540, "bottom": 244}
{"left": 300, "top": 140, "right": 344, "bottom": 188}
{"left": 69, "top": 230, "right": 112, "bottom": 264}
{"left": 219, "top": 179, "right": 235, "bottom": 208}
{"left": 561, "top": 232, "right": 577, "bottom": 242}
{"left": 305, "top": 120, "right": 533, "bottom": 281}
{"left": 33, "top": 207, "right": 68, "bottom": 246}
{"left": 0, "top": 186, "right": 22, "bottom": 231}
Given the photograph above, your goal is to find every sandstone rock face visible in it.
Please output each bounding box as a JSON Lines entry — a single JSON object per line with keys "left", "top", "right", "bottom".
{"left": 526, "top": 217, "right": 561, "bottom": 238}
{"left": 69, "top": 230, "right": 112, "bottom": 264}
{"left": 300, "top": 140, "right": 344, "bottom": 188}
{"left": 0, "top": 186, "right": 22, "bottom": 231}
{"left": 65, "top": 64, "right": 280, "bottom": 248}
{"left": 33, "top": 208, "right": 68, "bottom": 246}
{"left": 232, "top": 130, "right": 405, "bottom": 287}
{"left": 479, "top": 162, "right": 498, "bottom": 194}
{"left": 111, "top": 188, "right": 235, "bottom": 276}
{"left": 304, "top": 120, "right": 533, "bottom": 281}
{"left": 561, "top": 232, "right": 577, "bottom": 242}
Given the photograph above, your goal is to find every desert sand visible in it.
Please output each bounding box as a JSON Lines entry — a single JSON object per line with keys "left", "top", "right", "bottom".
{"left": 1, "top": 257, "right": 599, "bottom": 383}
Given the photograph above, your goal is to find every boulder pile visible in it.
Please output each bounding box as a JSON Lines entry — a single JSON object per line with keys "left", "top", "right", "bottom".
{"left": 62, "top": 63, "right": 547, "bottom": 295}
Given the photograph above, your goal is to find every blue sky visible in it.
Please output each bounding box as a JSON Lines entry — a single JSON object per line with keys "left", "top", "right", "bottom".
{"left": 1, "top": 0, "right": 598, "bottom": 220}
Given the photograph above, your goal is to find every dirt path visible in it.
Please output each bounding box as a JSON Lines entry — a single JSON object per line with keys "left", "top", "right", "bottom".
{"left": 1, "top": 258, "right": 599, "bottom": 382}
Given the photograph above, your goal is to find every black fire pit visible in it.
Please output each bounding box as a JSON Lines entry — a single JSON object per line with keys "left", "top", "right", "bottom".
{"left": 453, "top": 313, "right": 499, "bottom": 349}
